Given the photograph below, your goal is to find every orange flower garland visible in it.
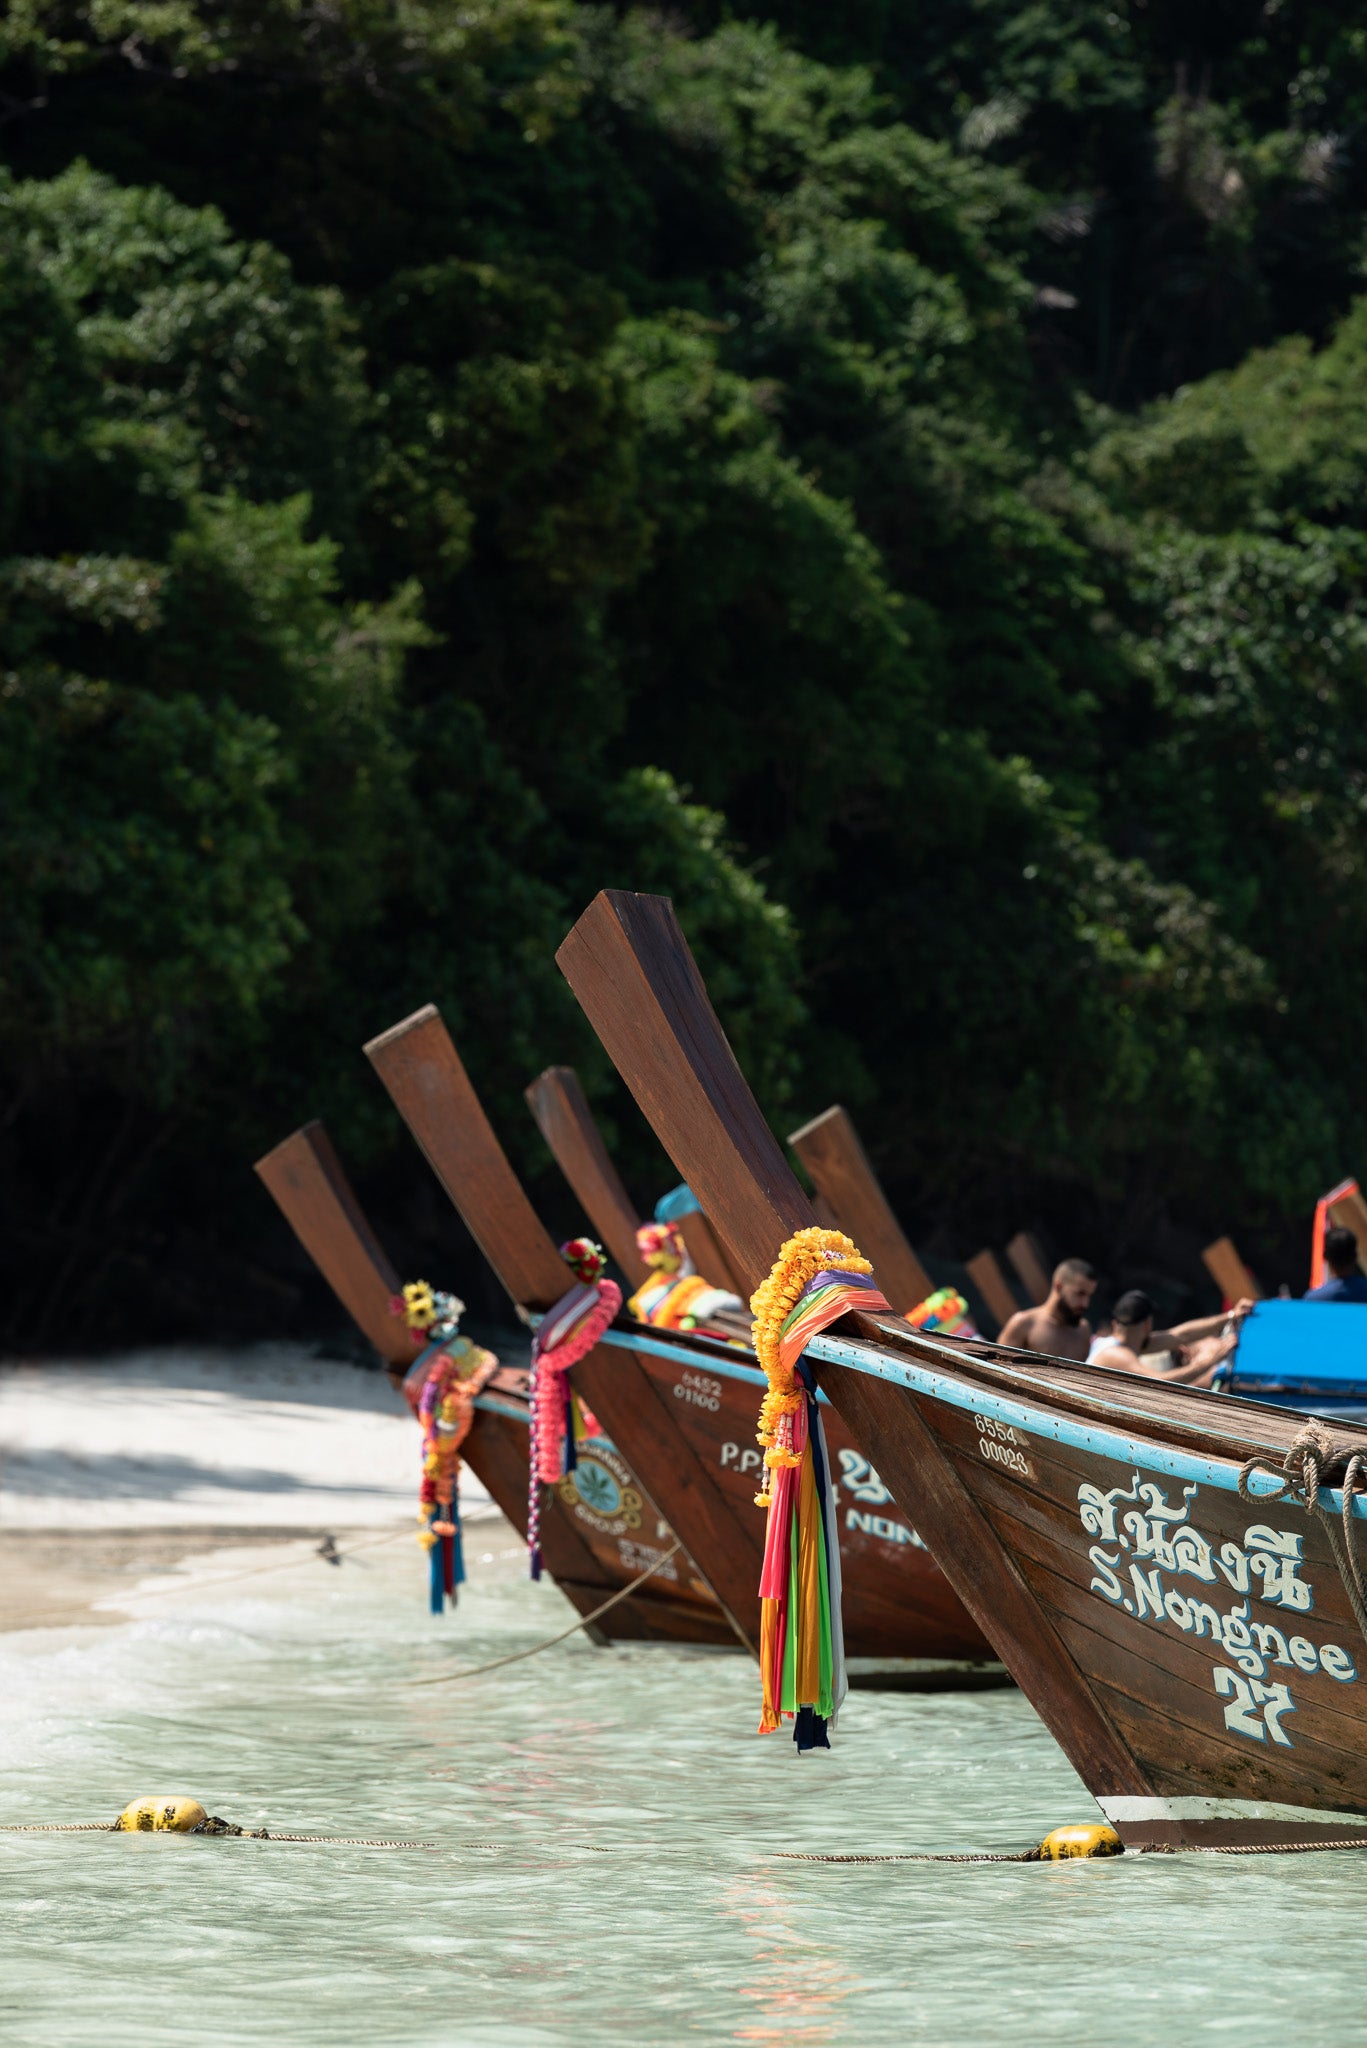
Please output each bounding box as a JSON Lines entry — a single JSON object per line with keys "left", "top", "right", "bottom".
{"left": 749, "top": 1226, "right": 875, "bottom": 1507}
{"left": 748, "top": 1227, "right": 889, "bottom": 1745}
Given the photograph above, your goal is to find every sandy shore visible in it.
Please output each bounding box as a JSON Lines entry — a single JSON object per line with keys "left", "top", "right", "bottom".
{"left": 0, "top": 1344, "right": 503, "bottom": 1630}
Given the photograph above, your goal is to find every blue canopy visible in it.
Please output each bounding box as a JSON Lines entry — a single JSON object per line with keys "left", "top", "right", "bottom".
{"left": 654, "top": 1183, "right": 702, "bottom": 1224}
{"left": 1224, "top": 1299, "right": 1367, "bottom": 1400}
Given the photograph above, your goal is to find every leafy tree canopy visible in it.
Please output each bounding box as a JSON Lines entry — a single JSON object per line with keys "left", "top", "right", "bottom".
{"left": 3, "top": 0, "right": 1365, "bottom": 1340}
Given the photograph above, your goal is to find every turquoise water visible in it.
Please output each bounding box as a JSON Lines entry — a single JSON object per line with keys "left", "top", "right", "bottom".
{"left": 4, "top": 1533, "right": 1367, "bottom": 2046}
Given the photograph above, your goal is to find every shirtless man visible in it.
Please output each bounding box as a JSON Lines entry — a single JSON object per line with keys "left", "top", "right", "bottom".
{"left": 998, "top": 1258, "right": 1098, "bottom": 1363}
{"left": 1087, "top": 1287, "right": 1253, "bottom": 1387}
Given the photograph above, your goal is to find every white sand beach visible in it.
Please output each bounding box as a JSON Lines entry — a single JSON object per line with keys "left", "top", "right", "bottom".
{"left": 0, "top": 1344, "right": 501, "bottom": 1631}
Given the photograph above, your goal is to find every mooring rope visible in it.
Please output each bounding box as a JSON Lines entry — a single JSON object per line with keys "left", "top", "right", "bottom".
{"left": 775, "top": 1848, "right": 1041, "bottom": 1863}
{"left": 1239, "top": 1420, "right": 1367, "bottom": 1644}
{"left": 0, "top": 1822, "right": 431, "bottom": 1847}
{"left": 407, "top": 1540, "right": 684, "bottom": 1686}
{"left": 777, "top": 1835, "right": 1367, "bottom": 1862}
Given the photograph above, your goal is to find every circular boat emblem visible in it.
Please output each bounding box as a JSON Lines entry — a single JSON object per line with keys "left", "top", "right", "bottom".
{"left": 557, "top": 1439, "right": 642, "bottom": 1533}
{"left": 573, "top": 1457, "right": 621, "bottom": 1517}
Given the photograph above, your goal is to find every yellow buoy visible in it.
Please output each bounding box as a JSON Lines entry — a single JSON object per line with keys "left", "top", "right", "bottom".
{"left": 1037, "top": 1823, "right": 1123, "bottom": 1860}
{"left": 113, "top": 1797, "right": 209, "bottom": 1834}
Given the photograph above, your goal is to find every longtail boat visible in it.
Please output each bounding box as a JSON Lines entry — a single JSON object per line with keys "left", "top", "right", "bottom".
{"left": 556, "top": 890, "right": 1367, "bottom": 1851}
{"left": 524, "top": 1063, "right": 1002, "bottom": 1679}
{"left": 365, "top": 1015, "right": 999, "bottom": 1673}
{"left": 254, "top": 1120, "right": 733, "bottom": 1646}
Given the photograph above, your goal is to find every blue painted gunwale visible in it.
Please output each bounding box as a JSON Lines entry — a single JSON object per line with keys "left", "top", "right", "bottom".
{"left": 595, "top": 1318, "right": 1367, "bottom": 1522}
{"left": 804, "top": 1323, "right": 1367, "bottom": 1521}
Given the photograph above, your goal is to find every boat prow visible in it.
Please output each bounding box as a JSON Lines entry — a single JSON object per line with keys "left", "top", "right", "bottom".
{"left": 556, "top": 889, "right": 1367, "bottom": 1853}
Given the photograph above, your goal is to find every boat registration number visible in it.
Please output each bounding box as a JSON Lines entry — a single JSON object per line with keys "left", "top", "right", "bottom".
{"left": 974, "top": 1412, "right": 1036, "bottom": 1481}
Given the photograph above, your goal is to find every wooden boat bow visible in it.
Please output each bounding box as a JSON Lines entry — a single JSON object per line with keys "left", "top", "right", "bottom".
{"left": 557, "top": 890, "right": 1367, "bottom": 1850}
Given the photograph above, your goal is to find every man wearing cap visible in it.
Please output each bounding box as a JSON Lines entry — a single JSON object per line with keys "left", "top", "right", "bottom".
{"left": 1087, "top": 1289, "right": 1252, "bottom": 1386}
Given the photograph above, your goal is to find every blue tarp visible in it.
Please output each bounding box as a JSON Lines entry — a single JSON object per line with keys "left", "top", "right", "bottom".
{"left": 1225, "top": 1298, "right": 1367, "bottom": 1398}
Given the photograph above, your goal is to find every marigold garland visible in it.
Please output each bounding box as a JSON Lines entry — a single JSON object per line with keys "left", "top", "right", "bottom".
{"left": 748, "top": 1227, "right": 890, "bottom": 1745}
{"left": 395, "top": 1300, "right": 498, "bottom": 1615}
{"left": 749, "top": 1227, "right": 875, "bottom": 1506}
{"left": 627, "top": 1214, "right": 744, "bottom": 1335}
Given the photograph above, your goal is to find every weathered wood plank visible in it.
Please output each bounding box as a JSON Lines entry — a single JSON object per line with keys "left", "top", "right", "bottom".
{"left": 1005, "top": 1232, "right": 1051, "bottom": 1306}
{"left": 254, "top": 1123, "right": 411, "bottom": 1366}
{"left": 254, "top": 1119, "right": 719, "bottom": 1640}
{"left": 1202, "top": 1235, "right": 1261, "bottom": 1304}
{"left": 786, "top": 1105, "right": 932, "bottom": 1312}
{"left": 366, "top": 1006, "right": 763, "bottom": 1648}
{"left": 965, "top": 1249, "right": 1018, "bottom": 1333}
{"left": 525, "top": 1066, "right": 647, "bottom": 1286}
{"left": 677, "top": 1210, "right": 746, "bottom": 1295}
{"left": 366, "top": 1006, "right": 570, "bottom": 1312}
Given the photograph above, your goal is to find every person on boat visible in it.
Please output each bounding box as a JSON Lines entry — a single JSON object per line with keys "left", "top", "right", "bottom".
{"left": 1086, "top": 1288, "right": 1252, "bottom": 1385}
{"left": 1304, "top": 1225, "right": 1367, "bottom": 1302}
{"left": 998, "top": 1258, "right": 1098, "bottom": 1362}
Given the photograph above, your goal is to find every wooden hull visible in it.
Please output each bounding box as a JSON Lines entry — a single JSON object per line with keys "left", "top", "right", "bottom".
{"left": 368, "top": 1008, "right": 1000, "bottom": 1675}
{"left": 814, "top": 1317, "right": 1367, "bottom": 1849}
{"left": 467, "top": 1375, "right": 735, "bottom": 1648}
{"left": 583, "top": 1324, "right": 995, "bottom": 1665}
{"left": 521, "top": 1063, "right": 997, "bottom": 1671}
{"left": 553, "top": 888, "right": 1367, "bottom": 1850}
{"left": 253, "top": 1118, "right": 731, "bottom": 1648}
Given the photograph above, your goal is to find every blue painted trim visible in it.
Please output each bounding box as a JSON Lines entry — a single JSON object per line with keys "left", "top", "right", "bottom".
{"left": 599, "top": 1322, "right": 765, "bottom": 1387}
{"left": 554, "top": 1308, "right": 1367, "bottom": 1520}
{"left": 598, "top": 1321, "right": 837, "bottom": 1406}
{"left": 473, "top": 1390, "right": 531, "bottom": 1424}
{"left": 802, "top": 1328, "right": 1367, "bottom": 1520}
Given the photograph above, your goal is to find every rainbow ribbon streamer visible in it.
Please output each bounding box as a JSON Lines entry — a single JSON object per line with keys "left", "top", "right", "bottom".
{"left": 758, "top": 1268, "right": 889, "bottom": 1748}
{"left": 905, "top": 1285, "right": 976, "bottom": 1337}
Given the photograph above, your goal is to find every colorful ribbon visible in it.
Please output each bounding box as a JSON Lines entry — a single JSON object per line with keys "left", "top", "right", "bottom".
{"left": 905, "top": 1285, "right": 976, "bottom": 1337}
{"left": 628, "top": 1218, "right": 742, "bottom": 1333}
{"left": 400, "top": 1330, "right": 498, "bottom": 1614}
{"left": 749, "top": 1231, "right": 889, "bottom": 1746}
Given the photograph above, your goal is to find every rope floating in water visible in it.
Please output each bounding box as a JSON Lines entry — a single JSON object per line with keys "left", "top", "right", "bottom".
{"left": 407, "top": 1538, "right": 683, "bottom": 1686}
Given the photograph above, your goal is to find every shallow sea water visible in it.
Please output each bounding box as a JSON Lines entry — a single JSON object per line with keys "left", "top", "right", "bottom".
{"left": 4, "top": 1533, "right": 1367, "bottom": 2047}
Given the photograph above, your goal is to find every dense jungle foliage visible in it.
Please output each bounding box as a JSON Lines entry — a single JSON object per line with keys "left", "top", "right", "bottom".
{"left": 4, "top": 0, "right": 1367, "bottom": 1343}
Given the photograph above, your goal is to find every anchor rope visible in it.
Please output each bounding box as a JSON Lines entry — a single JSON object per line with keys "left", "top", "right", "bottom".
{"left": 8, "top": 1818, "right": 1367, "bottom": 1858}
{"left": 0, "top": 1822, "right": 431, "bottom": 1847}
{"left": 406, "top": 1539, "right": 683, "bottom": 1685}
{"left": 1238, "top": 1420, "right": 1367, "bottom": 1644}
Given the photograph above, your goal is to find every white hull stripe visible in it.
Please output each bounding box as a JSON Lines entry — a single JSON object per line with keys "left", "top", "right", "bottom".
{"left": 1098, "top": 1796, "right": 1367, "bottom": 1827}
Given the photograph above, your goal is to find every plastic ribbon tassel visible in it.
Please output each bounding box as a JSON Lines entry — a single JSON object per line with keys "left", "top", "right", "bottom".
{"left": 527, "top": 1241, "right": 620, "bottom": 1580}
{"left": 627, "top": 1219, "right": 743, "bottom": 1333}
{"left": 750, "top": 1229, "right": 890, "bottom": 1747}
{"left": 395, "top": 1310, "right": 499, "bottom": 1614}
{"left": 905, "top": 1286, "right": 977, "bottom": 1338}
